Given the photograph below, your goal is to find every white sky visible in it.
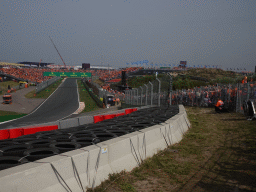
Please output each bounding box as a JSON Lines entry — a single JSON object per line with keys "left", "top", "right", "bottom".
{"left": 0, "top": 0, "right": 255, "bottom": 71}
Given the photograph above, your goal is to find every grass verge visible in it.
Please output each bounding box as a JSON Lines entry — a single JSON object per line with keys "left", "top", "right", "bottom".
{"left": 0, "top": 81, "right": 20, "bottom": 95}
{"left": 25, "top": 79, "right": 63, "bottom": 99}
{"left": 0, "top": 110, "right": 27, "bottom": 122}
{"left": 87, "top": 107, "right": 256, "bottom": 192}
{"left": 77, "top": 80, "right": 100, "bottom": 113}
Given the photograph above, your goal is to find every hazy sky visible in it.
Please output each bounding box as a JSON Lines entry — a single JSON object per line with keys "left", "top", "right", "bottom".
{"left": 0, "top": 0, "right": 255, "bottom": 71}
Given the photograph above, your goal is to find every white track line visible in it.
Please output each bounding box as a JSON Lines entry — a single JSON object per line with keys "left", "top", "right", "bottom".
{"left": 0, "top": 78, "right": 66, "bottom": 125}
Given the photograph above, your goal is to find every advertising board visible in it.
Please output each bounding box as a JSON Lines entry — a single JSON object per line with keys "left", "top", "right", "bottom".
{"left": 43, "top": 72, "right": 92, "bottom": 77}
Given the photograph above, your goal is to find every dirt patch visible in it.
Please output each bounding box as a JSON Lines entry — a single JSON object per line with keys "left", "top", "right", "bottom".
{"left": 0, "top": 86, "right": 44, "bottom": 113}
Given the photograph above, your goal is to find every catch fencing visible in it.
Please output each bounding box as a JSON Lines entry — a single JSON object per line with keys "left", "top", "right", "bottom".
{"left": 83, "top": 78, "right": 125, "bottom": 106}
{"left": 125, "top": 75, "right": 171, "bottom": 107}
{"left": 125, "top": 79, "right": 256, "bottom": 114}
{"left": 35, "top": 76, "right": 61, "bottom": 93}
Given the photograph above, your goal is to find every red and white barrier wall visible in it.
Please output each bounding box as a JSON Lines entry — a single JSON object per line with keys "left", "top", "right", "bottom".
{"left": 0, "top": 107, "right": 138, "bottom": 140}
{"left": 0, "top": 125, "right": 58, "bottom": 140}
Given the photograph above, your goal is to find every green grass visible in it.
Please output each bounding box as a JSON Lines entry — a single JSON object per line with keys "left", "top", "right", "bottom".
{"left": 0, "top": 110, "right": 27, "bottom": 122}
{"left": 77, "top": 80, "right": 100, "bottom": 113}
{"left": 25, "top": 79, "right": 63, "bottom": 99}
{"left": 88, "top": 107, "right": 256, "bottom": 192}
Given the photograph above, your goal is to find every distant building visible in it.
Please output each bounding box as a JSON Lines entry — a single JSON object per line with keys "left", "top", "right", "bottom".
{"left": 18, "top": 61, "right": 54, "bottom": 67}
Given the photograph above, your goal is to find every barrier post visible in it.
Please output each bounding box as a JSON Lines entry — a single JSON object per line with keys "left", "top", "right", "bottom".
{"left": 156, "top": 78, "right": 161, "bottom": 106}
{"left": 140, "top": 86, "right": 143, "bottom": 105}
{"left": 149, "top": 81, "right": 153, "bottom": 106}
{"left": 136, "top": 88, "right": 138, "bottom": 105}
{"left": 144, "top": 84, "right": 148, "bottom": 106}
{"left": 236, "top": 83, "right": 239, "bottom": 113}
{"left": 247, "top": 82, "right": 250, "bottom": 100}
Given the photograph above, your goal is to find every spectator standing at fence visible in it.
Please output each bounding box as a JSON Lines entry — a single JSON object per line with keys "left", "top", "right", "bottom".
{"left": 215, "top": 98, "right": 224, "bottom": 113}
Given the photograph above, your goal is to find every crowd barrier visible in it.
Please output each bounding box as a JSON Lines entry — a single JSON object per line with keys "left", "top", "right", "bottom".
{"left": 0, "top": 105, "right": 190, "bottom": 191}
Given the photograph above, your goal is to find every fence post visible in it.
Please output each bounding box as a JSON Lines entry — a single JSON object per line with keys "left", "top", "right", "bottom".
{"left": 149, "top": 81, "right": 153, "bottom": 106}
{"left": 140, "top": 86, "right": 143, "bottom": 105}
{"left": 247, "top": 82, "right": 250, "bottom": 100}
{"left": 125, "top": 90, "right": 127, "bottom": 104}
{"left": 236, "top": 83, "right": 239, "bottom": 113}
{"left": 145, "top": 84, "right": 148, "bottom": 106}
{"left": 129, "top": 89, "right": 132, "bottom": 105}
{"left": 136, "top": 88, "right": 138, "bottom": 105}
{"left": 167, "top": 73, "right": 173, "bottom": 106}
{"left": 156, "top": 78, "right": 161, "bottom": 106}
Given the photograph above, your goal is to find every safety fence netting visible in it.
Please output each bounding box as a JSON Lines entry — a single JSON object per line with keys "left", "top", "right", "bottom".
{"left": 171, "top": 82, "right": 256, "bottom": 114}
{"left": 124, "top": 80, "right": 256, "bottom": 114}
{"left": 125, "top": 75, "right": 170, "bottom": 107}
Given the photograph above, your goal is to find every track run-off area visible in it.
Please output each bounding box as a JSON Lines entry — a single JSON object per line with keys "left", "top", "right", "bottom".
{"left": 0, "top": 78, "right": 79, "bottom": 129}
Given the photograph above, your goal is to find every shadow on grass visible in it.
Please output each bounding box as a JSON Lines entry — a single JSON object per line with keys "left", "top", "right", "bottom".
{"left": 175, "top": 128, "right": 256, "bottom": 192}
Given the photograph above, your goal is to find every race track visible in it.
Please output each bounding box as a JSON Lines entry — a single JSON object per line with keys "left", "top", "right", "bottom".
{"left": 0, "top": 78, "right": 79, "bottom": 129}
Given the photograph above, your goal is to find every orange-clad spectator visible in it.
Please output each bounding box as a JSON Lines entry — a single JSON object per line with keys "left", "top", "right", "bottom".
{"left": 215, "top": 98, "right": 224, "bottom": 113}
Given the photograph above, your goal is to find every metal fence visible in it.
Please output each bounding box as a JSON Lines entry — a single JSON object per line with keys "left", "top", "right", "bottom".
{"left": 124, "top": 78, "right": 256, "bottom": 114}
{"left": 170, "top": 82, "right": 256, "bottom": 114}
{"left": 125, "top": 75, "right": 171, "bottom": 107}
{"left": 35, "top": 76, "right": 61, "bottom": 93}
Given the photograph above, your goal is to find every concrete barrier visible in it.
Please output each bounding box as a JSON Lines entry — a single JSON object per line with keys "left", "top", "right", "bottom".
{"left": 59, "top": 118, "right": 79, "bottom": 129}
{"left": 0, "top": 105, "right": 190, "bottom": 191}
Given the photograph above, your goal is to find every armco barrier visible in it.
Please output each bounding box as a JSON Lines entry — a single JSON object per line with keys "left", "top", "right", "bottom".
{"left": 0, "top": 105, "right": 190, "bottom": 191}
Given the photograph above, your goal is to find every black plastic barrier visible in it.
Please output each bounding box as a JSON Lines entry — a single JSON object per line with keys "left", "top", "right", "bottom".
{"left": 0, "top": 105, "right": 179, "bottom": 171}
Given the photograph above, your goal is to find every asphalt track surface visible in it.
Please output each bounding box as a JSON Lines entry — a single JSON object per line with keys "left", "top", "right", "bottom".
{"left": 0, "top": 78, "right": 79, "bottom": 129}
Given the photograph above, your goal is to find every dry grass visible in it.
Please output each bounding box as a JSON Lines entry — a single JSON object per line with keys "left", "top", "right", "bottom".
{"left": 178, "top": 68, "right": 243, "bottom": 82}
{"left": 0, "top": 81, "right": 20, "bottom": 95}
{"left": 87, "top": 107, "right": 256, "bottom": 192}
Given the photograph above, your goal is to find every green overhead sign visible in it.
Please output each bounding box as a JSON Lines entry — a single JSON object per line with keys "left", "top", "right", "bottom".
{"left": 43, "top": 72, "right": 91, "bottom": 78}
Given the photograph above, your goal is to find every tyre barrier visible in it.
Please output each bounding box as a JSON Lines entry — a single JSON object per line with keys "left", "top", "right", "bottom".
{"left": 107, "top": 130, "right": 130, "bottom": 136}
{"left": 12, "top": 137, "right": 38, "bottom": 144}
{"left": 49, "top": 142, "right": 81, "bottom": 153}
{"left": 23, "top": 148, "right": 60, "bottom": 161}
{"left": 0, "top": 105, "right": 187, "bottom": 191}
{"left": 93, "top": 133, "right": 117, "bottom": 142}
{"left": 0, "top": 140, "right": 19, "bottom": 148}
{"left": 47, "top": 135, "right": 76, "bottom": 142}
{"left": 25, "top": 139, "right": 57, "bottom": 148}
{"left": 0, "top": 156, "right": 29, "bottom": 171}
{"left": 0, "top": 144, "right": 33, "bottom": 157}
{"left": 71, "top": 137, "right": 100, "bottom": 146}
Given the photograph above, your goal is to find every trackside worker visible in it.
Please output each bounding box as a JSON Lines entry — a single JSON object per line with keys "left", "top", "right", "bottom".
{"left": 215, "top": 98, "right": 224, "bottom": 113}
